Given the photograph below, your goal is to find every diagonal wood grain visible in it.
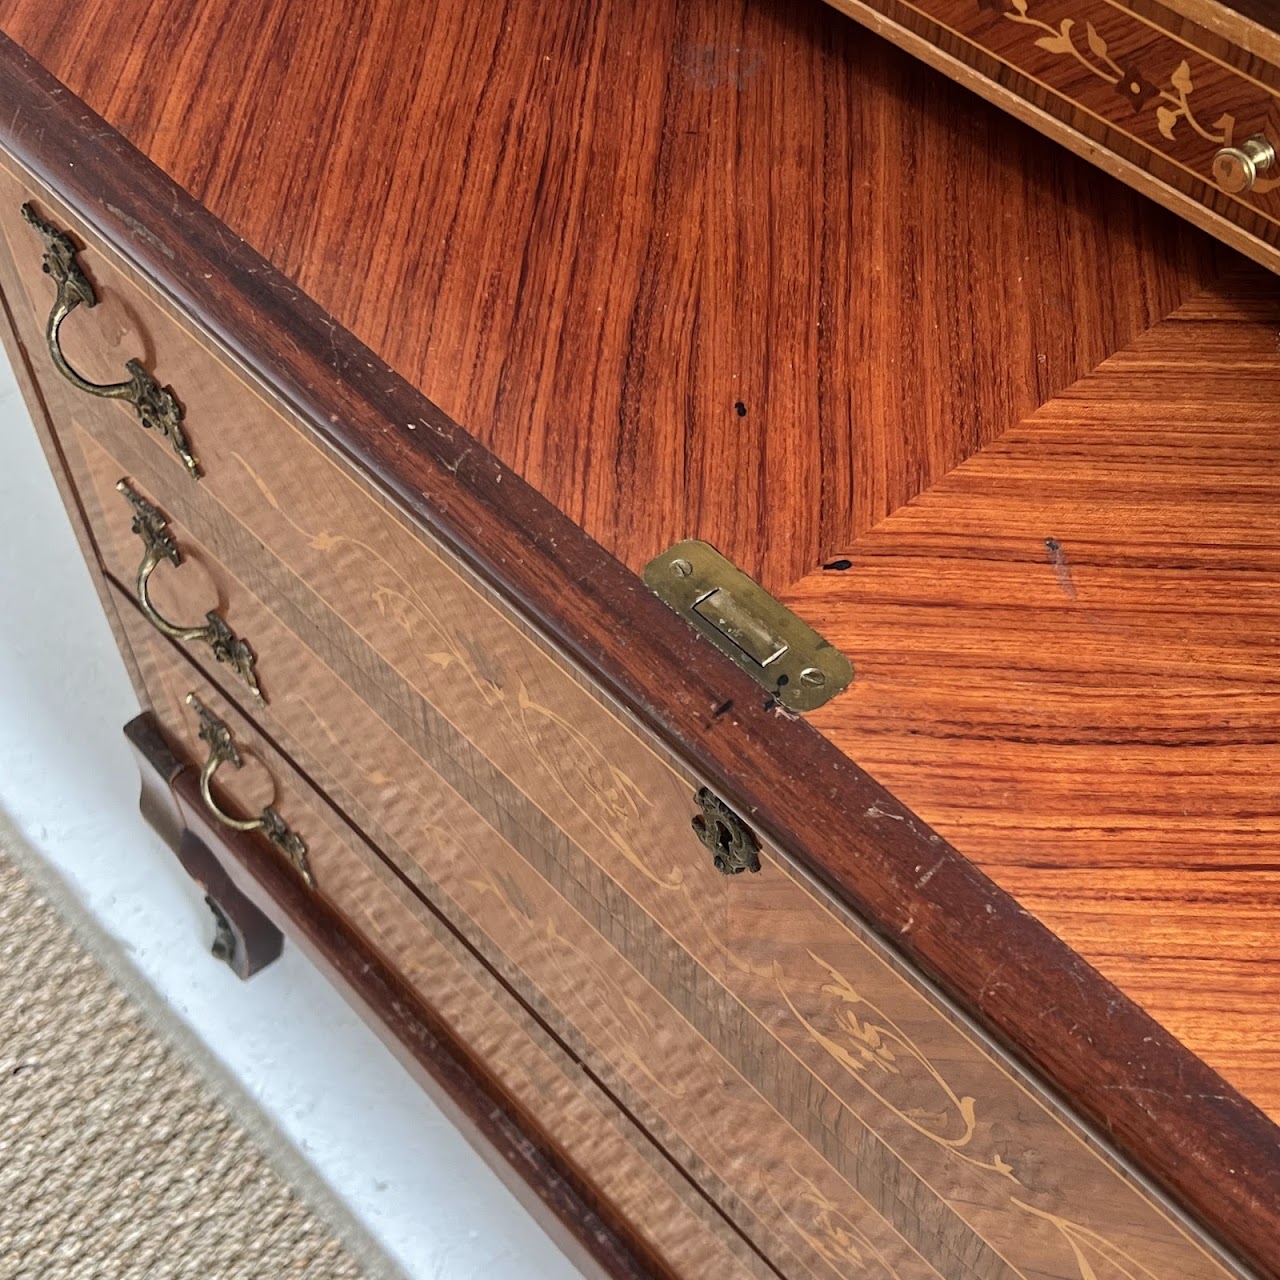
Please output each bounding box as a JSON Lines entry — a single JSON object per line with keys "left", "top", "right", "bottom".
{"left": 0, "top": 0, "right": 1221, "bottom": 586}
{"left": 781, "top": 267, "right": 1280, "bottom": 1121}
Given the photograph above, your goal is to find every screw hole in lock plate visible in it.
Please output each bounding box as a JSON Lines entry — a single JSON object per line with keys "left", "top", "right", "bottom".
{"left": 692, "top": 787, "right": 761, "bottom": 875}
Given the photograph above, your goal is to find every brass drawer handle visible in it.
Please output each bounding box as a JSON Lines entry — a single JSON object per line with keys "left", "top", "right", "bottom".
{"left": 21, "top": 203, "right": 200, "bottom": 480}
{"left": 118, "top": 479, "right": 264, "bottom": 703}
{"left": 186, "top": 693, "right": 314, "bottom": 887}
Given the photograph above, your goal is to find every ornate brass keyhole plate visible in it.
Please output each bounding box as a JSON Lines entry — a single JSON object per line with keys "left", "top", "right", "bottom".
{"left": 692, "top": 787, "right": 761, "bottom": 875}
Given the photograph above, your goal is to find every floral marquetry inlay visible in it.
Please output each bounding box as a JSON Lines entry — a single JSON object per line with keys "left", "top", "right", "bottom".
{"left": 778, "top": 951, "right": 1019, "bottom": 1181}
{"left": 994, "top": 0, "right": 1234, "bottom": 146}
{"left": 1014, "top": 1200, "right": 1165, "bottom": 1280}
{"left": 777, "top": 1168, "right": 908, "bottom": 1279}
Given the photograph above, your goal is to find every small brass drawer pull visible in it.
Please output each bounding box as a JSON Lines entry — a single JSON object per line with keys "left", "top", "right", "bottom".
{"left": 186, "top": 693, "right": 314, "bottom": 887}
{"left": 118, "top": 479, "right": 263, "bottom": 702}
{"left": 21, "top": 203, "right": 200, "bottom": 480}
{"left": 1212, "top": 135, "right": 1276, "bottom": 194}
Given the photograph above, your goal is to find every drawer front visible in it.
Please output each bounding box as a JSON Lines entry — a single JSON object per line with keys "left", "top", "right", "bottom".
{"left": 85, "top": 440, "right": 950, "bottom": 1280}
{"left": 823, "top": 0, "right": 1280, "bottom": 273}
{"left": 107, "top": 585, "right": 761, "bottom": 1280}
{"left": 0, "top": 170, "right": 1253, "bottom": 1280}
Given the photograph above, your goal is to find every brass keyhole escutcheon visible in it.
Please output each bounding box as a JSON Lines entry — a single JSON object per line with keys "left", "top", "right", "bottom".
{"left": 711, "top": 818, "right": 735, "bottom": 867}
{"left": 692, "top": 787, "right": 761, "bottom": 875}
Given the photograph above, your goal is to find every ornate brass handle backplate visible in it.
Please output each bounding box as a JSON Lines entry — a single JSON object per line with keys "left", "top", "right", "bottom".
{"left": 21, "top": 203, "right": 200, "bottom": 479}
{"left": 187, "top": 693, "right": 314, "bottom": 887}
{"left": 118, "top": 479, "right": 263, "bottom": 702}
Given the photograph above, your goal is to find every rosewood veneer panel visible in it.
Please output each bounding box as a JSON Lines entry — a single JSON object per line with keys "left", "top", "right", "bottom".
{"left": 781, "top": 268, "right": 1280, "bottom": 1120}
{"left": 0, "top": 0, "right": 1220, "bottom": 584}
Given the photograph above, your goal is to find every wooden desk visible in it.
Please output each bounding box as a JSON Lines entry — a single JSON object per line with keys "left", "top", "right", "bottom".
{"left": 0, "top": 1, "right": 1273, "bottom": 1275}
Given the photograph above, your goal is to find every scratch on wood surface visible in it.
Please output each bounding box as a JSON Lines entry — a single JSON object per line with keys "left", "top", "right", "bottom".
{"left": 1044, "top": 537, "right": 1077, "bottom": 599}
{"left": 103, "top": 202, "right": 176, "bottom": 258}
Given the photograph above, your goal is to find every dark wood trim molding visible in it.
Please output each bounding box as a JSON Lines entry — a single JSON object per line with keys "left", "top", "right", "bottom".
{"left": 11, "top": 40, "right": 1276, "bottom": 1275}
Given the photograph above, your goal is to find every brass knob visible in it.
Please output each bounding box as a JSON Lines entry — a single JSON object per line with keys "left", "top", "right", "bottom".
{"left": 1212, "top": 135, "right": 1276, "bottom": 194}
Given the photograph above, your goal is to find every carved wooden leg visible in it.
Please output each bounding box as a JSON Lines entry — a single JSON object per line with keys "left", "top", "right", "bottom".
{"left": 125, "top": 713, "right": 283, "bottom": 978}
{"left": 124, "top": 713, "right": 185, "bottom": 852}
{"left": 178, "top": 830, "right": 284, "bottom": 978}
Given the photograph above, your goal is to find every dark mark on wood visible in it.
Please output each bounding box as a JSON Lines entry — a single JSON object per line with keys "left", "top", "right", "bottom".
{"left": 1044, "top": 537, "right": 1077, "bottom": 599}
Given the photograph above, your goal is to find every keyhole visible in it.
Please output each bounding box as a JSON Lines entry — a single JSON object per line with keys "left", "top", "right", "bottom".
{"left": 712, "top": 819, "right": 735, "bottom": 870}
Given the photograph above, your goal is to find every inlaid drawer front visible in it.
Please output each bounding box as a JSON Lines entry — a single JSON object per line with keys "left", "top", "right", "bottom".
{"left": 109, "top": 591, "right": 760, "bottom": 1280}
{"left": 80, "top": 438, "right": 950, "bottom": 1280}
{"left": 53, "top": 381, "right": 1249, "bottom": 1276}
{"left": 825, "top": 0, "right": 1280, "bottom": 262}
{"left": 967, "top": 0, "right": 1280, "bottom": 204}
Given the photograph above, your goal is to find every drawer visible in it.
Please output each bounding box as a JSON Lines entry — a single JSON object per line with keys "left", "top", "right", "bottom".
{"left": 108, "top": 583, "right": 759, "bottom": 1280}
{"left": 0, "top": 170, "right": 1251, "bottom": 1277}
{"left": 90, "top": 444, "right": 948, "bottom": 1280}
{"left": 822, "top": 0, "right": 1280, "bottom": 273}
{"left": 56, "top": 401, "right": 1248, "bottom": 1277}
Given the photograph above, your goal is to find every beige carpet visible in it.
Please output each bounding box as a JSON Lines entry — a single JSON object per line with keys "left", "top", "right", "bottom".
{"left": 0, "top": 830, "right": 402, "bottom": 1280}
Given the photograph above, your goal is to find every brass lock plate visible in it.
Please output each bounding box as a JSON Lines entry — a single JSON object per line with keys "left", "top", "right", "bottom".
{"left": 644, "top": 540, "right": 853, "bottom": 712}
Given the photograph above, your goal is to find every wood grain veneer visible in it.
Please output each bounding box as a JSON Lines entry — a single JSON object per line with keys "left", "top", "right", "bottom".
{"left": 0, "top": 13, "right": 1277, "bottom": 1277}
{"left": 0, "top": 0, "right": 1221, "bottom": 586}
